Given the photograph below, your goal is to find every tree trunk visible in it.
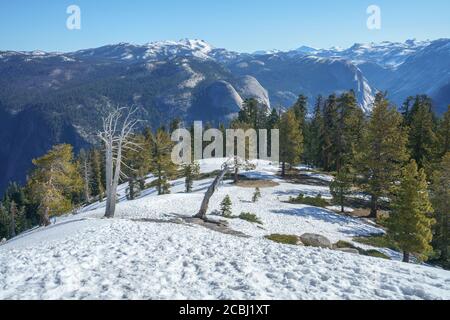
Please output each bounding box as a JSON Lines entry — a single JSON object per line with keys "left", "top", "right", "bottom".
{"left": 105, "top": 193, "right": 117, "bottom": 218}
{"left": 282, "top": 162, "right": 286, "bottom": 177}
{"left": 10, "top": 204, "right": 16, "bottom": 238}
{"left": 442, "top": 212, "right": 449, "bottom": 263}
{"left": 195, "top": 165, "right": 229, "bottom": 220}
{"left": 128, "top": 179, "right": 135, "bottom": 200}
{"left": 41, "top": 207, "right": 51, "bottom": 227}
{"left": 369, "top": 194, "right": 378, "bottom": 219}
{"left": 403, "top": 251, "right": 410, "bottom": 263}
{"left": 233, "top": 157, "right": 239, "bottom": 183}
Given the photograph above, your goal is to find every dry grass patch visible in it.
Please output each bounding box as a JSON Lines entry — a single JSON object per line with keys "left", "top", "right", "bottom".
{"left": 234, "top": 180, "right": 279, "bottom": 188}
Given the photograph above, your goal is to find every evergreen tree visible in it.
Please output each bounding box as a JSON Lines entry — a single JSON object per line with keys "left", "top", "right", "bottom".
{"left": 387, "top": 160, "right": 435, "bottom": 263}
{"left": 27, "top": 144, "right": 83, "bottom": 226}
{"left": 252, "top": 187, "right": 262, "bottom": 203}
{"left": 150, "top": 128, "right": 178, "bottom": 195}
{"left": 220, "top": 195, "right": 232, "bottom": 217}
{"left": 279, "top": 110, "right": 303, "bottom": 176}
{"left": 184, "top": 162, "right": 200, "bottom": 193}
{"left": 437, "top": 106, "right": 450, "bottom": 158}
{"left": 430, "top": 152, "right": 450, "bottom": 266}
{"left": 90, "top": 148, "right": 105, "bottom": 200}
{"left": 78, "top": 149, "right": 92, "bottom": 203}
{"left": 169, "top": 117, "right": 182, "bottom": 133}
{"left": 304, "top": 96, "right": 324, "bottom": 167}
{"left": 337, "top": 91, "right": 365, "bottom": 171}
{"left": 407, "top": 95, "right": 437, "bottom": 169}
{"left": 8, "top": 201, "right": 17, "bottom": 238}
{"left": 322, "top": 94, "right": 338, "bottom": 171}
{"left": 355, "top": 93, "right": 409, "bottom": 218}
{"left": 123, "top": 133, "right": 152, "bottom": 200}
{"left": 238, "top": 98, "right": 266, "bottom": 129}
{"left": 0, "top": 202, "right": 9, "bottom": 239}
{"left": 292, "top": 94, "right": 308, "bottom": 130}
{"left": 330, "top": 168, "right": 353, "bottom": 213}
{"left": 266, "top": 108, "right": 280, "bottom": 130}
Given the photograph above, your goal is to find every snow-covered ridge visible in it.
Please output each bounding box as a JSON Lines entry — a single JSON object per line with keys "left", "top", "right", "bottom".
{"left": 1, "top": 159, "right": 449, "bottom": 300}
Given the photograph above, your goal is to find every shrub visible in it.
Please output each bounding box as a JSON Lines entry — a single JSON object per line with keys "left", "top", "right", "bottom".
{"left": 252, "top": 187, "right": 262, "bottom": 203}
{"left": 363, "top": 250, "right": 391, "bottom": 260}
{"left": 289, "top": 193, "right": 329, "bottom": 207}
{"left": 334, "top": 240, "right": 358, "bottom": 249}
{"left": 239, "top": 212, "right": 263, "bottom": 225}
{"left": 353, "top": 235, "right": 400, "bottom": 251}
{"left": 266, "top": 234, "right": 299, "bottom": 245}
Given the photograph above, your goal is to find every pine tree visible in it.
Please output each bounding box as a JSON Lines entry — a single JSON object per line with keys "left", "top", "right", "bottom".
{"left": 292, "top": 94, "right": 308, "bottom": 130}
{"left": 238, "top": 98, "right": 265, "bottom": 129}
{"left": 220, "top": 195, "right": 232, "bottom": 217}
{"left": 9, "top": 201, "right": 17, "bottom": 238}
{"left": 387, "top": 160, "right": 435, "bottom": 263}
{"left": 252, "top": 187, "right": 262, "bottom": 203}
{"left": 408, "top": 95, "right": 437, "bottom": 169}
{"left": 355, "top": 93, "right": 409, "bottom": 218}
{"left": 184, "top": 162, "right": 200, "bottom": 193}
{"left": 437, "top": 106, "right": 450, "bottom": 158}
{"left": 150, "top": 128, "right": 178, "bottom": 195}
{"left": 78, "top": 149, "right": 92, "bottom": 203}
{"left": 0, "top": 202, "right": 9, "bottom": 239}
{"left": 330, "top": 168, "right": 353, "bottom": 213}
{"left": 320, "top": 91, "right": 365, "bottom": 172}
{"left": 279, "top": 110, "right": 303, "bottom": 176}
{"left": 123, "top": 133, "right": 152, "bottom": 200}
{"left": 430, "top": 152, "right": 450, "bottom": 266}
{"left": 338, "top": 91, "right": 365, "bottom": 171}
{"left": 304, "top": 96, "right": 324, "bottom": 167}
{"left": 266, "top": 108, "right": 280, "bottom": 130}
{"left": 90, "top": 148, "right": 105, "bottom": 200}
{"left": 322, "top": 94, "right": 338, "bottom": 171}
{"left": 27, "top": 144, "right": 83, "bottom": 226}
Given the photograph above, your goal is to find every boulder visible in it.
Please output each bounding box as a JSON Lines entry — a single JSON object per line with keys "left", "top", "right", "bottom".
{"left": 0, "top": 238, "right": 6, "bottom": 245}
{"left": 334, "top": 248, "right": 360, "bottom": 255}
{"left": 300, "top": 233, "right": 332, "bottom": 249}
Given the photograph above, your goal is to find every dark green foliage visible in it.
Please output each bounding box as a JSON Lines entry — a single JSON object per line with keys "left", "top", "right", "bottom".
{"left": 430, "top": 153, "right": 450, "bottom": 266}
{"left": 354, "top": 93, "right": 409, "bottom": 218}
{"left": 353, "top": 235, "right": 400, "bottom": 251}
{"left": 387, "top": 160, "right": 435, "bottom": 262}
{"left": 289, "top": 193, "right": 329, "bottom": 208}
{"left": 303, "top": 96, "right": 324, "bottom": 167}
{"left": 184, "top": 162, "right": 200, "bottom": 193}
{"left": 335, "top": 240, "right": 391, "bottom": 260}
{"left": 407, "top": 95, "right": 438, "bottom": 169}
{"left": 252, "top": 187, "right": 262, "bottom": 203}
{"left": 266, "top": 234, "right": 299, "bottom": 245}
{"left": 220, "top": 195, "right": 232, "bottom": 217}
{"left": 238, "top": 212, "right": 263, "bottom": 225}
{"left": 330, "top": 168, "right": 353, "bottom": 213}
{"left": 150, "top": 128, "right": 178, "bottom": 195}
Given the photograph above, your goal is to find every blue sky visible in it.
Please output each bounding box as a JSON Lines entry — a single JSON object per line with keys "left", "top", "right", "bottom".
{"left": 0, "top": 0, "right": 449, "bottom": 52}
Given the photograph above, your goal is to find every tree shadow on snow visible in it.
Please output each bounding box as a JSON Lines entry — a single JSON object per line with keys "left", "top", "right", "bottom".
{"left": 271, "top": 207, "right": 382, "bottom": 236}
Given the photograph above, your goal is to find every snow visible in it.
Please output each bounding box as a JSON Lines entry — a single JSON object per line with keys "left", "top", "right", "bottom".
{"left": 1, "top": 159, "right": 449, "bottom": 300}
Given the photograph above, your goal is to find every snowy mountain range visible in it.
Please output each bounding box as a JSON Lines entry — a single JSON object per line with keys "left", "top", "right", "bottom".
{"left": 0, "top": 38, "right": 449, "bottom": 194}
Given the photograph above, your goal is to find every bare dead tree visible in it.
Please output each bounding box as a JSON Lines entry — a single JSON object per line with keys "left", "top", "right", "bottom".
{"left": 195, "top": 163, "right": 230, "bottom": 221}
{"left": 98, "top": 106, "right": 142, "bottom": 218}
{"left": 195, "top": 157, "right": 254, "bottom": 221}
